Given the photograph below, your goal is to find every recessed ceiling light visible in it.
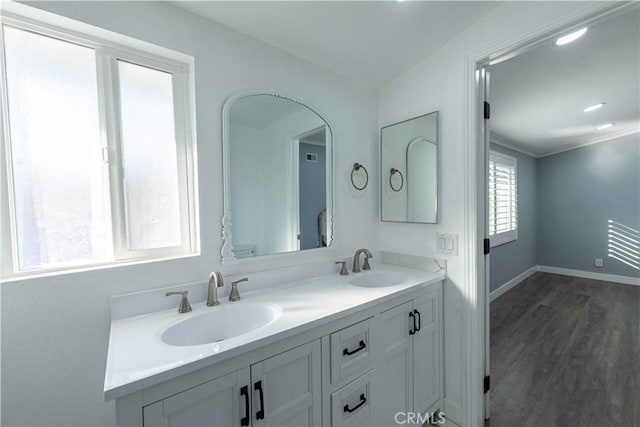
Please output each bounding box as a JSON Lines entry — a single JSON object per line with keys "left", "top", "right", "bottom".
{"left": 556, "top": 27, "right": 588, "bottom": 46}
{"left": 584, "top": 102, "right": 605, "bottom": 113}
{"left": 597, "top": 123, "right": 614, "bottom": 130}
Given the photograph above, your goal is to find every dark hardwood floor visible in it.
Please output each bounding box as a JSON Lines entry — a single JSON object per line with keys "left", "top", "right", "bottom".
{"left": 488, "top": 272, "right": 640, "bottom": 427}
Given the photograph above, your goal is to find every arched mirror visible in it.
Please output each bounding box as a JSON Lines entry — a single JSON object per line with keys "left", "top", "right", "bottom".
{"left": 221, "top": 92, "right": 334, "bottom": 264}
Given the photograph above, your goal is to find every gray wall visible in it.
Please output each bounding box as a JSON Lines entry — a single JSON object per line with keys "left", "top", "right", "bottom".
{"left": 537, "top": 133, "right": 640, "bottom": 277}
{"left": 299, "top": 142, "right": 326, "bottom": 250}
{"left": 490, "top": 134, "right": 640, "bottom": 292}
{"left": 489, "top": 143, "right": 538, "bottom": 292}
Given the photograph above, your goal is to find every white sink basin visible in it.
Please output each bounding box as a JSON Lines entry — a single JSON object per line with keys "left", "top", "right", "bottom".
{"left": 348, "top": 270, "right": 404, "bottom": 288}
{"left": 162, "top": 302, "right": 282, "bottom": 346}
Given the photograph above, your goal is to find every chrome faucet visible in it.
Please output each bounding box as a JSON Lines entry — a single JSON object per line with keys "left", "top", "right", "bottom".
{"left": 352, "top": 249, "right": 373, "bottom": 273}
{"left": 207, "top": 271, "right": 224, "bottom": 306}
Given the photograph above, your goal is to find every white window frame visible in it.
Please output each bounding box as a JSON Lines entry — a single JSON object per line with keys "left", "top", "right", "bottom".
{"left": 0, "top": 10, "right": 199, "bottom": 279}
{"left": 488, "top": 150, "right": 518, "bottom": 248}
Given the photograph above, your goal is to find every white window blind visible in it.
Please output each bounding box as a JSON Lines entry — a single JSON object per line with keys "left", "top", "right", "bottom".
{"left": 489, "top": 151, "right": 518, "bottom": 247}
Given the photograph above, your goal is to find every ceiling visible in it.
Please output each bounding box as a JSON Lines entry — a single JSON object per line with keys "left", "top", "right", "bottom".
{"left": 174, "top": 1, "right": 638, "bottom": 156}
{"left": 301, "top": 128, "right": 326, "bottom": 146}
{"left": 490, "top": 7, "right": 640, "bottom": 157}
{"left": 173, "top": 1, "right": 500, "bottom": 88}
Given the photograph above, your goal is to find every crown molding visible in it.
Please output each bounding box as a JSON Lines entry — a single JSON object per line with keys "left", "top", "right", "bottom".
{"left": 491, "top": 125, "right": 640, "bottom": 159}
{"left": 539, "top": 125, "right": 640, "bottom": 158}
{"left": 489, "top": 132, "right": 541, "bottom": 158}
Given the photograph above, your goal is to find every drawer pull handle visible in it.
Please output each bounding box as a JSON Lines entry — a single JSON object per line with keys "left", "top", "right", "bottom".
{"left": 409, "top": 311, "right": 416, "bottom": 335}
{"left": 254, "top": 380, "right": 265, "bottom": 420}
{"left": 414, "top": 309, "right": 421, "bottom": 332}
{"left": 240, "top": 385, "right": 250, "bottom": 426}
{"left": 343, "top": 340, "right": 366, "bottom": 356}
{"left": 344, "top": 393, "right": 367, "bottom": 413}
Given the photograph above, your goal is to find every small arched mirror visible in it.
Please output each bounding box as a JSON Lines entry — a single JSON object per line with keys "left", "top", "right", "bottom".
{"left": 221, "top": 92, "right": 334, "bottom": 264}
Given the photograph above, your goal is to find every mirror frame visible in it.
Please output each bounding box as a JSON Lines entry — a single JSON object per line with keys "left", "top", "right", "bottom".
{"left": 380, "top": 111, "right": 440, "bottom": 224}
{"left": 221, "top": 90, "right": 335, "bottom": 265}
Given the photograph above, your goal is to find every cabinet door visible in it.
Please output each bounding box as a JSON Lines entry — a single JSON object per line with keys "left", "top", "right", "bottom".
{"left": 143, "top": 368, "right": 251, "bottom": 427}
{"left": 378, "top": 301, "right": 413, "bottom": 426}
{"left": 412, "top": 289, "right": 440, "bottom": 414}
{"left": 251, "top": 340, "right": 322, "bottom": 427}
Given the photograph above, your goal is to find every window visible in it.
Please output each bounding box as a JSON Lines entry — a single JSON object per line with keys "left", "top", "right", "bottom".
{"left": 488, "top": 151, "right": 517, "bottom": 247}
{"left": 1, "top": 16, "right": 197, "bottom": 278}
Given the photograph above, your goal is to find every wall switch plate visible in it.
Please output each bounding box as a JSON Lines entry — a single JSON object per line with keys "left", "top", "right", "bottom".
{"left": 436, "top": 233, "right": 458, "bottom": 256}
{"left": 595, "top": 258, "right": 604, "bottom": 267}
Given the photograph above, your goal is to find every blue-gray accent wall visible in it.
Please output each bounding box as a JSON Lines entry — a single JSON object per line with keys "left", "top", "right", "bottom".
{"left": 489, "top": 143, "right": 538, "bottom": 292}
{"left": 490, "top": 134, "right": 640, "bottom": 292}
{"left": 537, "top": 133, "right": 640, "bottom": 277}
{"left": 299, "top": 142, "right": 326, "bottom": 250}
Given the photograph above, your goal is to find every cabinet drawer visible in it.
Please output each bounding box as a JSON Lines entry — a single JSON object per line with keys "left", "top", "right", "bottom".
{"left": 330, "top": 319, "right": 373, "bottom": 384}
{"left": 330, "top": 370, "right": 375, "bottom": 427}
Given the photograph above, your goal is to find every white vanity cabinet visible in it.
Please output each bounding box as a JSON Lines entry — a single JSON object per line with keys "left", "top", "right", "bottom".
{"left": 378, "top": 287, "right": 442, "bottom": 425}
{"left": 113, "top": 279, "right": 443, "bottom": 427}
{"left": 143, "top": 340, "right": 321, "bottom": 427}
{"left": 411, "top": 290, "right": 441, "bottom": 415}
{"left": 143, "top": 369, "right": 251, "bottom": 427}
{"left": 252, "top": 340, "right": 322, "bottom": 426}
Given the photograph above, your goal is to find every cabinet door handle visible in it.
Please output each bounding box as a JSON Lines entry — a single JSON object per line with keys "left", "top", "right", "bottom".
{"left": 343, "top": 340, "right": 366, "bottom": 356}
{"left": 409, "top": 311, "right": 416, "bottom": 335}
{"left": 343, "top": 393, "right": 367, "bottom": 413}
{"left": 240, "top": 385, "right": 250, "bottom": 427}
{"left": 414, "top": 309, "right": 421, "bottom": 332}
{"left": 254, "top": 380, "right": 265, "bottom": 420}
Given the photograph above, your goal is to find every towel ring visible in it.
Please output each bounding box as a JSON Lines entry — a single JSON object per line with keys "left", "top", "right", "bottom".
{"left": 390, "top": 168, "right": 404, "bottom": 192}
{"left": 351, "top": 163, "right": 369, "bottom": 191}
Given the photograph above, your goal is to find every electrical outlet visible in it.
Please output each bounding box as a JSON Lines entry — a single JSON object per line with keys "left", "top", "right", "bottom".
{"left": 595, "top": 258, "right": 604, "bottom": 268}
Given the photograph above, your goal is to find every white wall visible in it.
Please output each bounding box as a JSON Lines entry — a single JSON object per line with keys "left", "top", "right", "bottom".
{"left": 377, "top": 1, "right": 611, "bottom": 422}
{"left": 1, "top": 2, "right": 378, "bottom": 426}
{"left": 229, "top": 124, "right": 266, "bottom": 254}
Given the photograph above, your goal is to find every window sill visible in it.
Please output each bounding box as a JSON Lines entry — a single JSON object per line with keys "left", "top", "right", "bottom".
{"left": 490, "top": 230, "right": 518, "bottom": 248}
{"left": 0, "top": 251, "right": 200, "bottom": 283}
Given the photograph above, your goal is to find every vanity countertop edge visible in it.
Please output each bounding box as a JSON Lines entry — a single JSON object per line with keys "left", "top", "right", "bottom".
{"left": 104, "top": 264, "right": 445, "bottom": 401}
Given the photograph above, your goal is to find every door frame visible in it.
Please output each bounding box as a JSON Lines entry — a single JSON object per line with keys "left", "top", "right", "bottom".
{"left": 463, "top": 2, "right": 634, "bottom": 425}
{"left": 291, "top": 125, "right": 327, "bottom": 252}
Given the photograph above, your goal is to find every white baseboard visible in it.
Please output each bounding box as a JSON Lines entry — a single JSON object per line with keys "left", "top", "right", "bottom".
{"left": 489, "top": 266, "right": 539, "bottom": 302}
{"left": 443, "top": 398, "right": 463, "bottom": 426}
{"left": 537, "top": 265, "right": 640, "bottom": 286}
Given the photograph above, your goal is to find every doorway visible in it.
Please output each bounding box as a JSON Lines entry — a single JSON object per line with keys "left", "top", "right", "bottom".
{"left": 478, "top": 4, "right": 639, "bottom": 424}
{"left": 292, "top": 126, "right": 327, "bottom": 251}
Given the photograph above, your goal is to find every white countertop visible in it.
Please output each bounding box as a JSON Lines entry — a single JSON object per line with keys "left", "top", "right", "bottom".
{"left": 104, "top": 264, "right": 445, "bottom": 400}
